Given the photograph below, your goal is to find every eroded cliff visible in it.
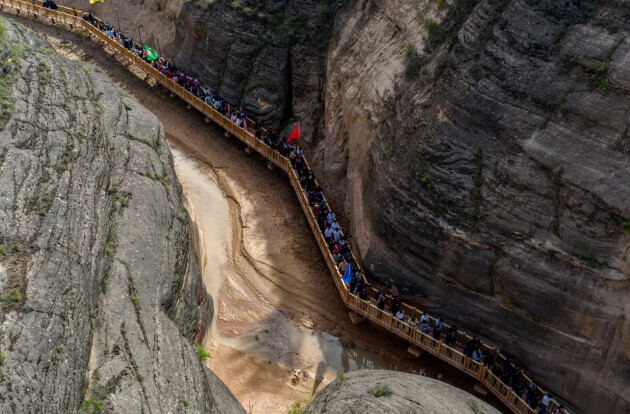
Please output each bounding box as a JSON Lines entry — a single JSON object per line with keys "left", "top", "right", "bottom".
{"left": 172, "top": 0, "right": 338, "bottom": 136}
{"left": 318, "top": 1, "right": 630, "bottom": 413}
{"left": 0, "top": 19, "right": 243, "bottom": 413}
{"left": 306, "top": 370, "right": 501, "bottom": 414}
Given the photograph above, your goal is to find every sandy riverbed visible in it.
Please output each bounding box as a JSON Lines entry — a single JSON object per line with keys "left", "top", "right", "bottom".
{"left": 17, "top": 17, "right": 509, "bottom": 414}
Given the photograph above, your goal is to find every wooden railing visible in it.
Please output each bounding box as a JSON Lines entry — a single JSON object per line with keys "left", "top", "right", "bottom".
{"left": 0, "top": 2, "right": 567, "bottom": 413}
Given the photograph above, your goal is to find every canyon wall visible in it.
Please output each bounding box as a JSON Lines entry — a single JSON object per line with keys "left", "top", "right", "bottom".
{"left": 0, "top": 19, "right": 243, "bottom": 413}
{"left": 172, "top": 0, "right": 337, "bottom": 136}
{"left": 318, "top": 1, "right": 630, "bottom": 413}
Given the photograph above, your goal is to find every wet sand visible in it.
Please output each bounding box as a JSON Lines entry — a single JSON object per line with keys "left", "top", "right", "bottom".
{"left": 19, "top": 18, "right": 511, "bottom": 414}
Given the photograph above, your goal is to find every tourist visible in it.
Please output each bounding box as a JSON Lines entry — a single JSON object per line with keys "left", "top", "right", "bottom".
{"left": 408, "top": 315, "right": 419, "bottom": 327}
{"left": 324, "top": 225, "right": 333, "bottom": 243}
{"left": 445, "top": 325, "right": 457, "bottom": 347}
{"left": 472, "top": 346, "right": 483, "bottom": 363}
{"left": 338, "top": 259, "right": 348, "bottom": 274}
{"left": 433, "top": 317, "right": 444, "bottom": 340}
{"left": 395, "top": 309, "right": 405, "bottom": 321}
{"left": 377, "top": 295, "right": 386, "bottom": 311}
{"left": 526, "top": 382, "right": 538, "bottom": 408}
{"left": 538, "top": 393, "right": 552, "bottom": 414}
{"left": 420, "top": 320, "right": 431, "bottom": 335}
{"left": 391, "top": 295, "right": 402, "bottom": 316}
{"left": 358, "top": 284, "right": 368, "bottom": 300}
{"left": 420, "top": 312, "right": 429, "bottom": 325}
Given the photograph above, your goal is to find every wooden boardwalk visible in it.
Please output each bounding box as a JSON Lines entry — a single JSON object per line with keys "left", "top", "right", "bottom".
{"left": 0, "top": 2, "right": 566, "bottom": 413}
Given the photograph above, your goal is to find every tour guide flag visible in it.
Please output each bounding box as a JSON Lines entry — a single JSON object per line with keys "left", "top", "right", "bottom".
{"left": 89, "top": 0, "right": 103, "bottom": 4}
{"left": 287, "top": 123, "right": 301, "bottom": 143}
{"left": 144, "top": 45, "right": 158, "bottom": 62}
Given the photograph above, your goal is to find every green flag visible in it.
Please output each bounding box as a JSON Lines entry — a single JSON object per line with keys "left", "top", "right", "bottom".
{"left": 144, "top": 45, "right": 158, "bottom": 62}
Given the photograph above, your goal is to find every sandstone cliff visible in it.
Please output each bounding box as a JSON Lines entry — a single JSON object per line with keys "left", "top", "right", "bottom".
{"left": 317, "top": 1, "right": 630, "bottom": 413}
{"left": 172, "top": 0, "right": 337, "bottom": 136}
{"left": 0, "top": 19, "right": 243, "bottom": 413}
{"left": 306, "top": 370, "right": 501, "bottom": 414}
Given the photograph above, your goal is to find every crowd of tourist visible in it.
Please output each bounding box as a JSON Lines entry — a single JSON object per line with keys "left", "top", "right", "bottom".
{"left": 76, "top": 11, "right": 567, "bottom": 414}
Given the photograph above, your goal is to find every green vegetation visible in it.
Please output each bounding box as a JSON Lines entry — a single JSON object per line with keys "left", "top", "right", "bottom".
{"left": 437, "top": 0, "right": 446, "bottom": 9}
{"left": 589, "top": 60, "right": 610, "bottom": 90}
{"left": 182, "top": 399, "right": 189, "bottom": 406}
{"left": 262, "top": 80, "right": 277, "bottom": 92}
{"left": 0, "top": 353, "right": 5, "bottom": 365}
{"left": 230, "top": 0, "right": 241, "bottom": 10}
{"left": 615, "top": 216, "right": 630, "bottom": 233}
{"left": 287, "top": 402, "right": 310, "bottom": 414}
{"left": 337, "top": 372, "right": 346, "bottom": 382}
{"left": 368, "top": 384, "right": 392, "bottom": 398}
{"left": 105, "top": 229, "right": 116, "bottom": 256}
{"left": 403, "top": 43, "right": 422, "bottom": 78}
{"left": 79, "top": 400, "right": 103, "bottom": 414}
{"left": 195, "top": 345, "right": 213, "bottom": 362}
{"left": 425, "top": 20, "right": 437, "bottom": 35}
{"left": 318, "top": 4, "right": 330, "bottom": 19}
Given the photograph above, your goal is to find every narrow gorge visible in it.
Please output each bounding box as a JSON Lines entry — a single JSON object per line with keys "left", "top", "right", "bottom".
{"left": 0, "top": 0, "right": 628, "bottom": 413}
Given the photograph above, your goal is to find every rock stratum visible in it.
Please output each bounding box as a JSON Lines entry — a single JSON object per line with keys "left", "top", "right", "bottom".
{"left": 306, "top": 370, "right": 500, "bottom": 414}
{"left": 0, "top": 19, "right": 243, "bottom": 413}
{"left": 320, "top": 1, "right": 630, "bottom": 414}
{"left": 169, "top": 1, "right": 629, "bottom": 413}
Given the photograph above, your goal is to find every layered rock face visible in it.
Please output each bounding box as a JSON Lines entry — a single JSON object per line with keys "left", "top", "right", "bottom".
{"left": 63, "top": 0, "right": 184, "bottom": 56}
{"left": 0, "top": 20, "right": 243, "bottom": 413}
{"left": 306, "top": 370, "right": 500, "bottom": 414}
{"left": 318, "top": 1, "right": 630, "bottom": 413}
{"left": 172, "top": 0, "right": 336, "bottom": 136}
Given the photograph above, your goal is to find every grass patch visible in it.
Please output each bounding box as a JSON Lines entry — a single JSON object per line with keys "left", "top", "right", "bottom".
{"left": 368, "top": 384, "right": 392, "bottom": 398}
{"left": 195, "top": 344, "right": 213, "bottom": 362}
{"left": 105, "top": 229, "right": 116, "bottom": 256}
{"left": 588, "top": 60, "right": 610, "bottom": 90}
{"left": 403, "top": 43, "right": 422, "bottom": 78}
{"left": 337, "top": 372, "right": 346, "bottom": 382}
{"left": 78, "top": 400, "right": 102, "bottom": 414}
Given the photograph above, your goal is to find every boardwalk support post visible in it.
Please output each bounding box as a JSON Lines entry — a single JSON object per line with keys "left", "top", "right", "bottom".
{"left": 473, "top": 383, "right": 488, "bottom": 395}
{"left": 348, "top": 311, "right": 365, "bottom": 325}
{"left": 407, "top": 345, "right": 424, "bottom": 358}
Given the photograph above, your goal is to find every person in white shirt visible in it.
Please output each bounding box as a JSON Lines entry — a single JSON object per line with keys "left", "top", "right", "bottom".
{"left": 395, "top": 309, "right": 405, "bottom": 321}
{"left": 420, "top": 312, "right": 429, "bottom": 324}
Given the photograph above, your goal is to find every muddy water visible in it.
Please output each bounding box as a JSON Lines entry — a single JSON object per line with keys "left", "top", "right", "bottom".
{"left": 171, "top": 147, "right": 396, "bottom": 410}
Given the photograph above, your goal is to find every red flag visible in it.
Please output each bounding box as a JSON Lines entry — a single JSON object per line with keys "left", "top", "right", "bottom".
{"left": 287, "top": 124, "right": 301, "bottom": 143}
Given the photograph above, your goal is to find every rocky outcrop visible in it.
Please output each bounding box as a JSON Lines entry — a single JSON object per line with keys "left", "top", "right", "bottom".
{"left": 306, "top": 370, "right": 500, "bottom": 414}
{"left": 63, "top": 0, "right": 184, "bottom": 56}
{"left": 316, "top": 1, "right": 630, "bottom": 413}
{"left": 172, "top": 0, "right": 336, "bottom": 138}
{"left": 0, "top": 19, "right": 243, "bottom": 413}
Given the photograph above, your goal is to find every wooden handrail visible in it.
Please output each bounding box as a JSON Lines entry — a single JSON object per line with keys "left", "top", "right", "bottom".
{"left": 0, "top": 3, "right": 566, "bottom": 413}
